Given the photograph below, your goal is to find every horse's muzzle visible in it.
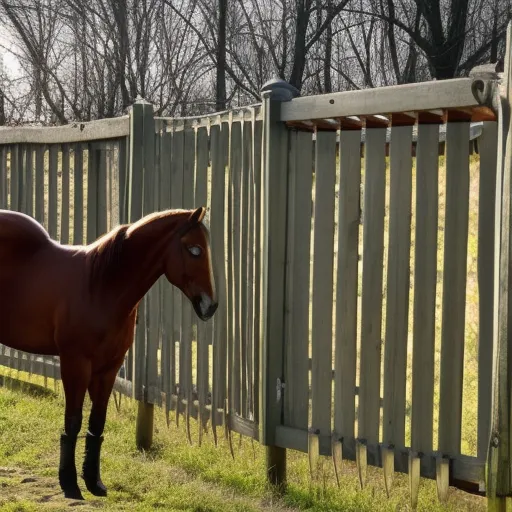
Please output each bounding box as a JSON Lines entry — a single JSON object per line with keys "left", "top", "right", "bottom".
{"left": 191, "top": 295, "right": 218, "bottom": 321}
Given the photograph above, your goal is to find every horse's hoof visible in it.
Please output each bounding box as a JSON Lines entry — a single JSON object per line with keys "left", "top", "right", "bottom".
{"left": 83, "top": 478, "right": 107, "bottom": 497}
{"left": 63, "top": 486, "right": 84, "bottom": 500}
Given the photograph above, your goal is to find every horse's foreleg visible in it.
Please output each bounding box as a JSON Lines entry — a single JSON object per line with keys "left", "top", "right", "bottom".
{"left": 82, "top": 364, "right": 120, "bottom": 497}
{"left": 59, "top": 356, "right": 91, "bottom": 500}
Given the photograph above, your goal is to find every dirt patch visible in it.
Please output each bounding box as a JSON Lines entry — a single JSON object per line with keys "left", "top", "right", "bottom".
{"left": 0, "top": 467, "right": 102, "bottom": 511}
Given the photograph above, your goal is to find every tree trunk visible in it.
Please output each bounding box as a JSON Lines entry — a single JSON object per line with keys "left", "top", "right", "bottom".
{"left": 216, "top": 0, "right": 227, "bottom": 111}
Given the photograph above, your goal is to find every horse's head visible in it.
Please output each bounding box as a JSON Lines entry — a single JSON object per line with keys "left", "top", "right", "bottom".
{"left": 164, "top": 207, "right": 218, "bottom": 321}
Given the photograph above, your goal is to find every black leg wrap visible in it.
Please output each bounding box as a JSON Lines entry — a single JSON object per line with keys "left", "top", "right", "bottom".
{"left": 82, "top": 433, "right": 107, "bottom": 497}
{"left": 59, "top": 434, "right": 84, "bottom": 500}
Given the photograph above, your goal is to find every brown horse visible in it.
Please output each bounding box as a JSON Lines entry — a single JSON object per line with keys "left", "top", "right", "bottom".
{"left": 0, "top": 206, "right": 217, "bottom": 500}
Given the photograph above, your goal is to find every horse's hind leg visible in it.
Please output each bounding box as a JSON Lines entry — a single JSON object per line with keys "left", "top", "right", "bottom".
{"left": 59, "top": 356, "right": 91, "bottom": 500}
{"left": 82, "top": 364, "right": 120, "bottom": 497}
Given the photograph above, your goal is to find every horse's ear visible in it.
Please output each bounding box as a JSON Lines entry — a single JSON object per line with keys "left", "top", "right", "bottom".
{"left": 189, "top": 207, "right": 206, "bottom": 225}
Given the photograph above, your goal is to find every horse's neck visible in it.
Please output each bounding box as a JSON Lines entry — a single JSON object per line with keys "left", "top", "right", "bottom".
{"left": 96, "top": 213, "right": 183, "bottom": 318}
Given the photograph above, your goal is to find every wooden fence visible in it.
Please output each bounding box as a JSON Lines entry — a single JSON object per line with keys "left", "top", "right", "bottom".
{"left": 1, "top": 24, "right": 512, "bottom": 509}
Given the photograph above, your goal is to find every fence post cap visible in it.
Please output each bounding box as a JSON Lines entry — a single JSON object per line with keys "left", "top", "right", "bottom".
{"left": 260, "top": 78, "right": 300, "bottom": 102}
{"left": 133, "top": 96, "right": 152, "bottom": 105}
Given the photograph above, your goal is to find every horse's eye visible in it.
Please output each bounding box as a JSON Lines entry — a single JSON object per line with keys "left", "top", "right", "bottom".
{"left": 188, "top": 245, "right": 202, "bottom": 257}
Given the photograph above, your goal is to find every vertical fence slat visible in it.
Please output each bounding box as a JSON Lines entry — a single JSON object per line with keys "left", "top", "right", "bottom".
{"left": 20, "top": 145, "right": 28, "bottom": 214}
{"left": 229, "top": 120, "right": 242, "bottom": 416}
{"left": 311, "top": 128, "right": 337, "bottom": 447}
{"left": 0, "top": 146, "right": 7, "bottom": 209}
{"left": 382, "top": 123, "right": 413, "bottom": 448}
{"left": 35, "top": 146, "right": 45, "bottom": 225}
{"left": 181, "top": 128, "right": 195, "bottom": 421}
{"left": 129, "top": 102, "right": 146, "bottom": 402}
{"left": 284, "top": 130, "right": 313, "bottom": 430}
{"left": 86, "top": 144, "right": 98, "bottom": 243}
{"left": 10, "top": 145, "right": 19, "bottom": 211}
{"left": 240, "top": 120, "right": 250, "bottom": 419}
{"left": 252, "top": 117, "right": 263, "bottom": 424}
{"left": 358, "top": 125, "right": 387, "bottom": 457}
{"left": 334, "top": 127, "right": 362, "bottom": 447}
{"left": 48, "top": 145, "right": 59, "bottom": 239}
{"left": 245, "top": 118, "right": 256, "bottom": 421}
{"left": 159, "top": 126, "right": 173, "bottom": 415}
{"left": 410, "top": 122, "right": 440, "bottom": 457}
{"left": 118, "top": 136, "right": 129, "bottom": 225}
{"left": 477, "top": 121, "right": 498, "bottom": 461}
{"left": 438, "top": 120, "right": 470, "bottom": 456}
{"left": 171, "top": 125, "right": 184, "bottom": 416}
{"left": 97, "top": 148, "right": 108, "bottom": 237}
{"left": 73, "top": 144, "right": 84, "bottom": 245}
{"left": 144, "top": 116, "right": 159, "bottom": 405}
{"left": 60, "top": 144, "right": 70, "bottom": 243}
{"left": 26, "top": 145, "right": 34, "bottom": 217}
{"left": 211, "top": 122, "right": 228, "bottom": 432}
{"left": 195, "top": 125, "right": 211, "bottom": 434}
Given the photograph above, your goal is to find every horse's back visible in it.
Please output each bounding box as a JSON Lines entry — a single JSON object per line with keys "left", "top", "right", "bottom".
{"left": 0, "top": 210, "right": 50, "bottom": 245}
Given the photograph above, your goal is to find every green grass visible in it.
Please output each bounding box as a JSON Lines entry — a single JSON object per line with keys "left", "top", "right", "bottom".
{"left": 0, "top": 369, "right": 486, "bottom": 511}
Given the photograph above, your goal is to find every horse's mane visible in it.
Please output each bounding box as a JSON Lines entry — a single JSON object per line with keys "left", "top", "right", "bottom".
{"left": 86, "top": 209, "right": 191, "bottom": 292}
{"left": 86, "top": 224, "right": 129, "bottom": 291}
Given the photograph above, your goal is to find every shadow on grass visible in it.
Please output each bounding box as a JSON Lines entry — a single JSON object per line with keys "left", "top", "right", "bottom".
{"left": 0, "top": 375, "right": 57, "bottom": 399}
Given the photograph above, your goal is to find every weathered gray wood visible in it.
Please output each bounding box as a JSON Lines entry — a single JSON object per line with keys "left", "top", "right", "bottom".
{"left": 0, "top": 116, "right": 129, "bottom": 144}
{"left": 311, "top": 130, "right": 337, "bottom": 438}
{"left": 10, "top": 145, "right": 19, "bottom": 211}
{"left": 118, "top": 137, "right": 129, "bottom": 225}
{"left": 210, "top": 122, "right": 228, "bottom": 431}
{"left": 274, "top": 425, "right": 486, "bottom": 485}
{"left": 487, "top": 22, "right": 512, "bottom": 505}
{"left": 34, "top": 146, "right": 45, "bottom": 226}
{"left": 25, "top": 145, "right": 34, "bottom": 217}
{"left": 73, "top": 144, "right": 84, "bottom": 245}
{"left": 383, "top": 124, "right": 413, "bottom": 455}
{"left": 128, "top": 100, "right": 151, "bottom": 414}
{"left": 438, "top": 121, "right": 470, "bottom": 456}
{"left": 229, "top": 120, "right": 242, "bottom": 415}
{"left": 86, "top": 144, "right": 98, "bottom": 243}
{"left": 477, "top": 121, "right": 497, "bottom": 461}
{"left": 259, "top": 92, "right": 289, "bottom": 449}
{"left": 20, "top": 145, "right": 28, "bottom": 214}
{"left": 194, "top": 126, "right": 211, "bottom": 436}
{"left": 280, "top": 78, "right": 493, "bottom": 122}
{"left": 411, "top": 122, "right": 439, "bottom": 455}
{"left": 358, "top": 126, "right": 387, "bottom": 445}
{"left": 284, "top": 130, "right": 313, "bottom": 430}
{"left": 0, "top": 146, "right": 7, "bottom": 209}
{"left": 97, "top": 149, "right": 108, "bottom": 237}
{"left": 60, "top": 144, "right": 70, "bottom": 244}
{"left": 171, "top": 126, "right": 184, "bottom": 407}
{"left": 252, "top": 117, "right": 263, "bottom": 424}
{"left": 48, "top": 145, "right": 59, "bottom": 240}
{"left": 334, "top": 128, "right": 362, "bottom": 442}
{"left": 240, "top": 120, "right": 250, "bottom": 418}
{"left": 260, "top": 91, "right": 290, "bottom": 487}
{"left": 143, "top": 111, "right": 159, "bottom": 407}
{"left": 159, "top": 127, "right": 174, "bottom": 418}
{"left": 409, "top": 453, "right": 421, "bottom": 509}
{"left": 181, "top": 128, "right": 195, "bottom": 414}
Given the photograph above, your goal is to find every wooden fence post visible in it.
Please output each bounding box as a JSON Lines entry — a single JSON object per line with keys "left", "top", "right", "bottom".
{"left": 487, "top": 21, "right": 512, "bottom": 511}
{"left": 259, "top": 79, "right": 299, "bottom": 491}
{"left": 128, "top": 97, "right": 156, "bottom": 451}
